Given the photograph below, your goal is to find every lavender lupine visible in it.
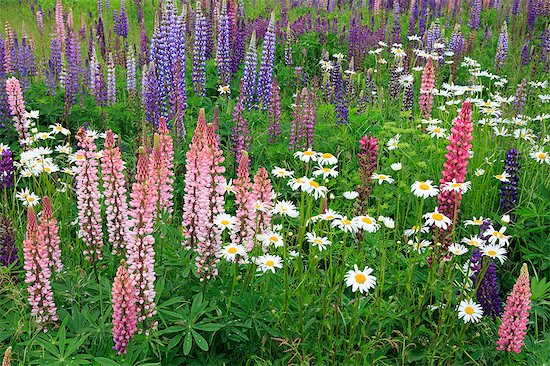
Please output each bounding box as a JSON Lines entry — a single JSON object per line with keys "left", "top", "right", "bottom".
{"left": 268, "top": 76, "right": 281, "bottom": 143}
{"left": 64, "top": 31, "right": 81, "bottom": 110}
{"left": 500, "top": 149, "right": 520, "bottom": 214}
{"left": 231, "top": 83, "right": 251, "bottom": 162}
{"left": 257, "top": 13, "right": 276, "bottom": 109}
{"left": 144, "top": 62, "right": 160, "bottom": 127}
{"left": 526, "top": 0, "right": 536, "bottom": 34}
{"left": 242, "top": 32, "right": 258, "bottom": 108}
{"left": 0, "top": 215, "right": 17, "bottom": 268}
{"left": 468, "top": 0, "right": 482, "bottom": 30}
{"left": 217, "top": 1, "right": 231, "bottom": 85}
{"left": 91, "top": 51, "right": 107, "bottom": 107}
{"left": 290, "top": 88, "right": 316, "bottom": 150}
{"left": 0, "top": 148, "right": 14, "bottom": 190}
{"left": 494, "top": 22, "right": 508, "bottom": 70}
{"left": 126, "top": 45, "right": 136, "bottom": 97}
{"left": 192, "top": 3, "right": 207, "bottom": 97}
{"left": 115, "top": 0, "right": 128, "bottom": 38}
{"left": 0, "top": 35, "right": 7, "bottom": 123}
{"left": 107, "top": 52, "right": 116, "bottom": 106}
{"left": 46, "top": 35, "right": 63, "bottom": 95}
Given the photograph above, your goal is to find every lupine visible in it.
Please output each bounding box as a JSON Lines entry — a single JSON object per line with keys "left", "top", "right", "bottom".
{"left": 284, "top": 25, "right": 293, "bottom": 66}
{"left": 242, "top": 32, "right": 258, "bottom": 108}
{"left": 468, "top": 0, "right": 482, "bottom": 30}
{"left": 192, "top": 3, "right": 207, "bottom": 97}
{"left": 252, "top": 167, "right": 273, "bottom": 234}
{"left": 0, "top": 214, "right": 17, "bottom": 268}
{"left": 75, "top": 128, "right": 104, "bottom": 263}
{"left": 494, "top": 22, "right": 508, "bottom": 70}
{"left": 4, "top": 23, "right": 13, "bottom": 74}
{"left": 156, "top": 117, "right": 175, "bottom": 214}
{"left": 127, "top": 148, "right": 156, "bottom": 332}
{"left": 419, "top": 57, "right": 435, "bottom": 118}
{"left": 112, "top": 260, "right": 138, "bottom": 354}
{"left": 436, "top": 101, "right": 472, "bottom": 246}
{"left": 268, "top": 76, "right": 281, "bottom": 143}
{"left": 23, "top": 207, "right": 58, "bottom": 329}
{"left": 257, "top": 13, "right": 276, "bottom": 109}
{"left": 55, "top": 0, "right": 65, "bottom": 44}
{"left": 46, "top": 35, "right": 63, "bottom": 95}
{"left": 126, "top": 46, "right": 136, "bottom": 97}
{"left": 37, "top": 197, "right": 63, "bottom": 274}
{"left": 333, "top": 61, "right": 349, "bottom": 125}
{"left": 289, "top": 87, "right": 316, "bottom": 150}
{"left": 195, "top": 123, "right": 226, "bottom": 280}
{"left": 149, "top": 132, "right": 174, "bottom": 220}
{"left": 144, "top": 62, "right": 160, "bottom": 127}
{"left": 354, "top": 135, "right": 378, "bottom": 216}
{"left": 91, "top": 50, "right": 107, "bottom": 107}
{"left": 500, "top": 148, "right": 520, "bottom": 214}
{"left": 217, "top": 1, "right": 231, "bottom": 85}
{"left": 514, "top": 79, "right": 527, "bottom": 115}
{"left": 0, "top": 148, "right": 14, "bottom": 190}
{"left": 0, "top": 34, "right": 7, "bottom": 124}
{"left": 64, "top": 31, "right": 81, "bottom": 109}
{"left": 475, "top": 260, "right": 502, "bottom": 319}
{"left": 101, "top": 130, "right": 130, "bottom": 255}
{"left": 497, "top": 264, "right": 531, "bottom": 354}
{"left": 107, "top": 52, "right": 116, "bottom": 106}
{"left": 231, "top": 84, "right": 251, "bottom": 163}
{"left": 526, "top": 0, "right": 536, "bottom": 34}
{"left": 6, "top": 77, "right": 30, "bottom": 147}
{"left": 115, "top": 0, "right": 128, "bottom": 38}
{"left": 231, "top": 151, "right": 256, "bottom": 252}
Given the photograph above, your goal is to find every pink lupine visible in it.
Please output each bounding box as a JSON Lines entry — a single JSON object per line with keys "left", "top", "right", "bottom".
{"left": 37, "top": 197, "right": 63, "bottom": 273}
{"left": 112, "top": 260, "right": 138, "bottom": 355}
{"left": 497, "top": 264, "right": 532, "bottom": 354}
{"left": 231, "top": 151, "right": 256, "bottom": 252}
{"left": 158, "top": 117, "right": 174, "bottom": 214}
{"left": 23, "top": 207, "right": 58, "bottom": 329}
{"left": 4, "top": 23, "right": 13, "bottom": 74}
{"left": 182, "top": 109, "right": 208, "bottom": 249}
{"left": 251, "top": 167, "right": 273, "bottom": 234}
{"left": 127, "top": 148, "right": 156, "bottom": 332}
{"left": 195, "top": 124, "right": 226, "bottom": 280}
{"left": 101, "top": 130, "right": 130, "bottom": 255}
{"left": 419, "top": 57, "right": 435, "bottom": 118}
{"left": 436, "top": 101, "right": 472, "bottom": 246}
{"left": 149, "top": 117, "right": 174, "bottom": 219}
{"left": 75, "top": 128, "right": 104, "bottom": 263}
{"left": 55, "top": 0, "right": 65, "bottom": 44}
{"left": 6, "top": 77, "right": 30, "bottom": 147}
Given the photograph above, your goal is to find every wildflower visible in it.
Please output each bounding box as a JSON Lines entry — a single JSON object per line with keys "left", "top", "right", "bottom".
{"left": 306, "top": 232, "right": 331, "bottom": 251}
{"left": 271, "top": 167, "right": 294, "bottom": 178}
{"left": 272, "top": 200, "right": 299, "bottom": 218}
{"left": 494, "top": 172, "right": 510, "bottom": 182}
{"left": 442, "top": 180, "right": 471, "bottom": 194}
{"left": 411, "top": 180, "right": 439, "bottom": 198}
{"left": 391, "top": 162, "right": 403, "bottom": 171}
{"left": 288, "top": 176, "right": 310, "bottom": 191}
{"left": 257, "top": 232, "right": 284, "bottom": 248}
{"left": 344, "top": 264, "right": 376, "bottom": 294}
{"left": 464, "top": 217, "right": 485, "bottom": 226}
{"left": 221, "top": 178, "right": 234, "bottom": 194}
{"left": 404, "top": 225, "right": 430, "bottom": 237}
{"left": 371, "top": 173, "right": 394, "bottom": 184}
{"left": 457, "top": 299, "right": 483, "bottom": 323}
{"left": 112, "top": 260, "right": 138, "bottom": 355}
{"left": 378, "top": 216, "right": 395, "bottom": 229}
{"left": 313, "top": 166, "right": 338, "bottom": 179}
{"left": 218, "top": 85, "right": 231, "bottom": 95}
{"left": 387, "top": 134, "right": 400, "bottom": 150}
{"left": 214, "top": 213, "right": 237, "bottom": 232}
{"left": 319, "top": 209, "right": 342, "bottom": 221}
{"left": 409, "top": 239, "right": 431, "bottom": 253}
{"left": 427, "top": 125, "right": 447, "bottom": 138}
{"left": 483, "top": 226, "right": 510, "bottom": 246}
{"left": 294, "top": 149, "right": 317, "bottom": 163}
{"left": 304, "top": 180, "right": 328, "bottom": 199}
{"left": 448, "top": 243, "right": 468, "bottom": 256}
{"left": 474, "top": 169, "right": 485, "bottom": 176}
{"left": 530, "top": 150, "right": 549, "bottom": 164}
{"left": 424, "top": 209, "right": 453, "bottom": 230}
{"left": 317, "top": 152, "right": 338, "bottom": 165}
{"left": 256, "top": 254, "right": 283, "bottom": 273}
{"left": 220, "top": 243, "right": 247, "bottom": 262}
{"left": 480, "top": 244, "right": 507, "bottom": 264}
{"left": 353, "top": 215, "right": 380, "bottom": 233}
{"left": 343, "top": 191, "right": 358, "bottom": 200}
{"left": 461, "top": 236, "right": 483, "bottom": 247}
{"left": 332, "top": 216, "right": 359, "bottom": 233}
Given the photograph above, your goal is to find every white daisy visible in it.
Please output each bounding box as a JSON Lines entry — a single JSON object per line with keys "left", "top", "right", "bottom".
{"left": 344, "top": 264, "right": 376, "bottom": 294}
{"left": 220, "top": 243, "right": 246, "bottom": 262}
{"left": 352, "top": 215, "right": 380, "bottom": 233}
{"left": 457, "top": 299, "right": 483, "bottom": 323}
{"left": 483, "top": 225, "right": 510, "bottom": 246}
{"left": 448, "top": 243, "right": 468, "bottom": 256}
{"left": 423, "top": 209, "right": 452, "bottom": 230}
{"left": 442, "top": 179, "right": 471, "bottom": 194}
{"left": 461, "top": 236, "right": 483, "bottom": 247}
{"left": 316, "top": 152, "right": 338, "bottom": 165}
{"left": 214, "top": 213, "right": 237, "bottom": 232}
{"left": 294, "top": 149, "right": 317, "bottom": 163}
{"left": 480, "top": 244, "right": 507, "bottom": 264}
{"left": 371, "top": 173, "right": 394, "bottom": 185}
{"left": 255, "top": 254, "right": 283, "bottom": 273}
{"left": 411, "top": 180, "right": 439, "bottom": 198}
{"left": 494, "top": 172, "right": 511, "bottom": 182}
{"left": 306, "top": 232, "right": 331, "bottom": 251}
{"left": 343, "top": 191, "right": 359, "bottom": 200}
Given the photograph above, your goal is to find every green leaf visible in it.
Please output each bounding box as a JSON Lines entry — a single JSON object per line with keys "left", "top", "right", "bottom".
{"left": 94, "top": 357, "right": 121, "bottom": 366}
{"left": 167, "top": 332, "right": 183, "bottom": 350}
{"left": 183, "top": 332, "right": 193, "bottom": 355}
{"left": 194, "top": 323, "right": 223, "bottom": 332}
{"left": 192, "top": 331, "right": 209, "bottom": 351}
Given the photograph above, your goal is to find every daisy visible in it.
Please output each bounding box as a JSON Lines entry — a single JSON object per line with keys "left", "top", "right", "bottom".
{"left": 353, "top": 215, "right": 380, "bottom": 233}
{"left": 306, "top": 232, "right": 331, "bottom": 251}
{"left": 271, "top": 166, "right": 294, "bottom": 178}
{"left": 404, "top": 225, "right": 430, "bottom": 237}
{"left": 287, "top": 176, "right": 310, "bottom": 191}
{"left": 343, "top": 191, "right": 359, "bottom": 200}
{"left": 464, "top": 217, "right": 485, "bottom": 226}
{"left": 214, "top": 213, "right": 237, "bottom": 232}
{"left": 448, "top": 243, "right": 468, "bottom": 256}
{"left": 480, "top": 244, "right": 507, "bottom": 264}
{"left": 501, "top": 214, "right": 511, "bottom": 224}
{"left": 304, "top": 180, "right": 328, "bottom": 199}
{"left": 218, "top": 84, "right": 231, "bottom": 95}
{"left": 317, "top": 152, "right": 338, "bottom": 165}
{"left": 221, "top": 179, "right": 234, "bottom": 194}
{"left": 220, "top": 243, "right": 246, "bottom": 262}
{"left": 457, "top": 299, "right": 483, "bottom": 323}
{"left": 371, "top": 173, "right": 394, "bottom": 184}
{"left": 332, "top": 216, "right": 359, "bottom": 233}
{"left": 50, "top": 124, "right": 70, "bottom": 135}
{"left": 474, "top": 168, "right": 485, "bottom": 176}
{"left": 411, "top": 180, "right": 439, "bottom": 198}
{"left": 344, "top": 265, "right": 376, "bottom": 294}
{"left": 530, "top": 150, "right": 550, "bottom": 164}
{"left": 272, "top": 200, "right": 299, "bottom": 218}
{"left": 255, "top": 255, "right": 283, "bottom": 273}
{"left": 423, "top": 209, "right": 452, "bottom": 230}
{"left": 42, "top": 161, "right": 60, "bottom": 174}
{"left": 377, "top": 216, "right": 395, "bottom": 229}
{"left": 387, "top": 134, "right": 400, "bottom": 150}
{"left": 442, "top": 180, "right": 471, "bottom": 194}
{"left": 253, "top": 201, "right": 268, "bottom": 213}
{"left": 494, "top": 172, "right": 510, "bottom": 182}
{"left": 257, "top": 232, "right": 284, "bottom": 248}
{"left": 312, "top": 166, "right": 338, "bottom": 179}
{"left": 461, "top": 236, "right": 483, "bottom": 247}
{"left": 426, "top": 125, "right": 447, "bottom": 138}
{"left": 483, "top": 226, "right": 510, "bottom": 246}
{"left": 55, "top": 144, "right": 72, "bottom": 154}
{"left": 390, "top": 162, "right": 402, "bottom": 171}
{"left": 294, "top": 149, "right": 317, "bottom": 163}
{"left": 409, "top": 239, "right": 431, "bottom": 253}
{"left": 319, "top": 209, "right": 342, "bottom": 221}
{"left": 22, "top": 192, "right": 40, "bottom": 207}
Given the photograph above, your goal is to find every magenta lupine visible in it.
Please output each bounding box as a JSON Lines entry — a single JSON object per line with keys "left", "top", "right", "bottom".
{"left": 419, "top": 57, "right": 435, "bottom": 118}
{"left": 231, "top": 151, "right": 256, "bottom": 252}
{"left": 23, "top": 207, "right": 58, "bottom": 329}
{"left": 497, "top": 264, "right": 532, "bottom": 354}
{"left": 127, "top": 148, "right": 156, "bottom": 332}
{"left": 354, "top": 135, "right": 378, "bottom": 216}
{"left": 289, "top": 87, "right": 316, "bottom": 151}
{"left": 107, "top": 52, "right": 116, "bottom": 106}
{"left": 195, "top": 124, "right": 226, "bottom": 280}
{"left": 251, "top": 167, "right": 273, "bottom": 234}
{"left": 75, "top": 128, "right": 104, "bottom": 263}
{"left": 101, "top": 130, "right": 130, "bottom": 255}
{"left": 112, "top": 260, "right": 138, "bottom": 354}
{"left": 436, "top": 101, "right": 473, "bottom": 247}
{"left": 6, "top": 77, "right": 30, "bottom": 147}
{"left": 37, "top": 197, "right": 63, "bottom": 274}
{"left": 231, "top": 84, "right": 251, "bottom": 162}
{"left": 182, "top": 109, "right": 208, "bottom": 249}
{"left": 268, "top": 76, "right": 281, "bottom": 143}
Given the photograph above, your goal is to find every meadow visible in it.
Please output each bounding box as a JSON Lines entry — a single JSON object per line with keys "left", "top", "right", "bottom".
{"left": 0, "top": 0, "right": 549, "bottom": 364}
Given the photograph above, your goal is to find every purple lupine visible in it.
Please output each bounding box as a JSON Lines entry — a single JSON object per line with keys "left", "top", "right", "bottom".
{"left": 36, "top": 10, "right": 44, "bottom": 36}
{"left": 91, "top": 51, "right": 107, "bottom": 107}
{"left": 477, "top": 260, "right": 503, "bottom": 319}
{"left": 171, "top": 10, "right": 187, "bottom": 133}
{"left": 107, "top": 52, "right": 116, "bottom": 106}
{"left": 494, "top": 22, "right": 508, "bottom": 70}
{"left": 391, "top": 0, "right": 402, "bottom": 44}
{"left": 231, "top": 83, "right": 251, "bottom": 163}
{"left": 512, "top": 0, "right": 520, "bottom": 14}
{"left": 0, "top": 215, "right": 17, "bottom": 268}
{"left": 192, "top": 4, "right": 207, "bottom": 97}
{"left": 520, "top": 39, "right": 531, "bottom": 67}
{"left": 47, "top": 35, "right": 63, "bottom": 94}
{"left": 155, "top": 1, "right": 173, "bottom": 118}
{"left": 116, "top": 0, "right": 128, "bottom": 38}
{"left": 0, "top": 34, "right": 7, "bottom": 124}
{"left": 0, "top": 148, "right": 14, "bottom": 190}
{"left": 527, "top": 0, "right": 536, "bottom": 34}
{"left": 217, "top": 1, "right": 231, "bottom": 85}
{"left": 144, "top": 62, "right": 160, "bottom": 127}
{"left": 500, "top": 148, "right": 520, "bottom": 214}
{"left": 126, "top": 45, "right": 136, "bottom": 97}
{"left": 139, "top": 22, "right": 149, "bottom": 67}
{"left": 268, "top": 76, "right": 281, "bottom": 143}
{"left": 230, "top": 15, "right": 246, "bottom": 76}
{"left": 257, "top": 12, "right": 276, "bottom": 110}
{"left": 289, "top": 87, "right": 316, "bottom": 150}
{"left": 97, "top": 17, "right": 106, "bottom": 58}
{"left": 64, "top": 31, "right": 81, "bottom": 110}
{"left": 332, "top": 61, "right": 349, "bottom": 125}
{"left": 468, "top": 0, "right": 482, "bottom": 30}
{"left": 242, "top": 32, "right": 258, "bottom": 109}
{"left": 540, "top": 26, "right": 550, "bottom": 66}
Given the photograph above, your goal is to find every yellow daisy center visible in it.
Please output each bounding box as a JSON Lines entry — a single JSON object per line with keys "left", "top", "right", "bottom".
{"left": 465, "top": 306, "right": 474, "bottom": 315}
{"left": 303, "top": 151, "right": 314, "bottom": 156}
{"left": 419, "top": 183, "right": 430, "bottom": 190}
{"left": 314, "top": 239, "right": 322, "bottom": 244}
{"left": 323, "top": 168, "right": 331, "bottom": 172}
{"left": 342, "top": 219, "right": 351, "bottom": 225}
{"left": 269, "top": 236, "right": 279, "bottom": 242}
{"left": 220, "top": 220, "right": 230, "bottom": 226}
{"left": 432, "top": 213, "right": 444, "bottom": 221}
{"left": 362, "top": 217, "right": 373, "bottom": 224}
{"left": 28, "top": 197, "right": 35, "bottom": 202}
{"left": 496, "top": 175, "right": 503, "bottom": 179}
{"left": 265, "top": 260, "right": 275, "bottom": 267}
{"left": 227, "top": 247, "right": 237, "bottom": 254}
{"left": 487, "top": 250, "right": 497, "bottom": 256}
{"left": 537, "top": 152, "right": 547, "bottom": 159}
{"left": 355, "top": 273, "right": 367, "bottom": 284}
{"left": 452, "top": 183, "right": 461, "bottom": 188}
{"left": 378, "top": 175, "right": 386, "bottom": 180}
{"left": 322, "top": 153, "right": 333, "bottom": 159}
{"left": 309, "top": 181, "right": 320, "bottom": 188}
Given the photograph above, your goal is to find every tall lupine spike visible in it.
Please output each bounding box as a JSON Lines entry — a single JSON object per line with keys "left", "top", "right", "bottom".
{"left": 149, "top": 131, "right": 174, "bottom": 220}
{"left": 257, "top": 12, "right": 276, "bottom": 110}
{"left": 23, "top": 207, "right": 58, "bottom": 329}
{"left": 289, "top": 88, "right": 316, "bottom": 150}
{"left": 231, "top": 151, "right": 256, "bottom": 252}
{"left": 0, "top": 214, "right": 18, "bottom": 268}
{"left": 0, "top": 147, "right": 14, "bottom": 190}
{"left": 494, "top": 22, "right": 508, "bottom": 71}
{"left": 217, "top": 0, "right": 231, "bottom": 85}
{"left": 127, "top": 147, "right": 157, "bottom": 333}
{"left": 231, "top": 82, "right": 251, "bottom": 162}
{"left": 419, "top": 57, "right": 435, "bottom": 118}
{"left": 107, "top": 52, "right": 116, "bottom": 106}
{"left": 192, "top": 2, "right": 207, "bottom": 97}
{"left": 475, "top": 260, "right": 502, "bottom": 319}
{"left": 195, "top": 123, "right": 226, "bottom": 280}
{"left": 242, "top": 31, "right": 258, "bottom": 109}
{"left": 144, "top": 62, "right": 160, "bottom": 127}
{"left": 182, "top": 110, "right": 208, "bottom": 249}
{"left": 112, "top": 260, "right": 138, "bottom": 355}
{"left": 435, "top": 101, "right": 473, "bottom": 247}
{"left": 101, "top": 130, "right": 131, "bottom": 255}
{"left": 251, "top": 167, "right": 273, "bottom": 234}
{"left": 499, "top": 148, "right": 520, "bottom": 215}
{"left": 333, "top": 60, "right": 349, "bottom": 125}
{"left": 468, "top": 0, "right": 481, "bottom": 30}
{"left": 55, "top": 0, "right": 65, "bottom": 44}
{"left": 284, "top": 25, "right": 293, "bottom": 66}
{"left": 4, "top": 22, "right": 13, "bottom": 74}
{"left": 354, "top": 135, "right": 378, "bottom": 216}
{"left": 514, "top": 78, "right": 527, "bottom": 115}
{"left": 75, "top": 128, "right": 104, "bottom": 263}
{"left": 268, "top": 76, "right": 281, "bottom": 143}
{"left": 157, "top": 116, "right": 175, "bottom": 213}
{"left": 497, "top": 264, "right": 531, "bottom": 354}
{"left": 38, "top": 197, "right": 63, "bottom": 273}
{"left": 126, "top": 45, "right": 136, "bottom": 97}
{"left": 0, "top": 34, "right": 7, "bottom": 123}
{"left": 6, "top": 77, "right": 30, "bottom": 148}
